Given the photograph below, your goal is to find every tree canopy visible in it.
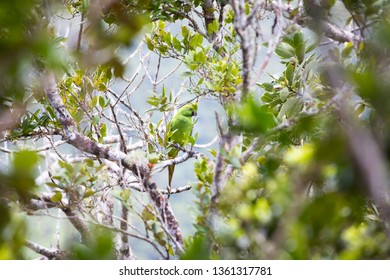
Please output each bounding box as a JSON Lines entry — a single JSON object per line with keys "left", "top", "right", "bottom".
{"left": 1, "top": 0, "right": 390, "bottom": 259}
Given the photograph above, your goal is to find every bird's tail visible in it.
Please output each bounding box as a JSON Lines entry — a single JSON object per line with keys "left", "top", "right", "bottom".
{"left": 167, "top": 147, "right": 179, "bottom": 196}
{"left": 168, "top": 147, "right": 178, "bottom": 193}
{"left": 168, "top": 164, "right": 175, "bottom": 192}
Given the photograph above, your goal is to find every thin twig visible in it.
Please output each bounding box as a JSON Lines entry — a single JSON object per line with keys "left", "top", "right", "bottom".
{"left": 25, "top": 240, "right": 68, "bottom": 260}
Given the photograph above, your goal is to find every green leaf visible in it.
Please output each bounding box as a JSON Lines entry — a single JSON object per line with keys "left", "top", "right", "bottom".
{"left": 95, "top": 163, "right": 106, "bottom": 173}
{"left": 207, "top": 19, "right": 220, "bottom": 34}
{"left": 120, "top": 189, "right": 131, "bottom": 201}
{"left": 47, "top": 106, "right": 56, "bottom": 119}
{"left": 99, "top": 96, "right": 106, "bottom": 108}
{"left": 145, "top": 35, "right": 154, "bottom": 51}
{"left": 295, "top": 43, "right": 305, "bottom": 63}
{"left": 91, "top": 96, "right": 99, "bottom": 107}
{"left": 85, "top": 159, "right": 95, "bottom": 167}
{"left": 51, "top": 191, "right": 63, "bottom": 203}
{"left": 148, "top": 153, "right": 160, "bottom": 164}
{"left": 189, "top": 133, "right": 198, "bottom": 146}
{"left": 189, "top": 34, "right": 203, "bottom": 49}
{"left": 259, "top": 82, "right": 274, "bottom": 91}
{"left": 180, "top": 234, "right": 211, "bottom": 260}
{"left": 261, "top": 92, "right": 275, "bottom": 103}
{"left": 306, "top": 40, "right": 318, "bottom": 54}
{"left": 92, "top": 115, "right": 99, "bottom": 125}
{"left": 172, "top": 36, "right": 182, "bottom": 51}
{"left": 146, "top": 96, "right": 159, "bottom": 106}
{"left": 277, "top": 97, "right": 302, "bottom": 119}
{"left": 46, "top": 182, "right": 59, "bottom": 188}
{"left": 342, "top": 42, "right": 354, "bottom": 58}
{"left": 142, "top": 206, "right": 155, "bottom": 221}
{"left": 275, "top": 42, "right": 295, "bottom": 59}
{"left": 148, "top": 143, "right": 154, "bottom": 154}
{"left": 293, "top": 32, "right": 305, "bottom": 62}
{"left": 209, "top": 149, "right": 217, "bottom": 157}
{"left": 74, "top": 109, "right": 84, "bottom": 123}
{"left": 180, "top": 71, "right": 194, "bottom": 78}
{"left": 193, "top": 132, "right": 199, "bottom": 142}
{"left": 285, "top": 63, "right": 295, "bottom": 86}
{"left": 58, "top": 160, "right": 74, "bottom": 175}
{"left": 194, "top": 50, "right": 206, "bottom": 64}
{"left": 235, "top": 97, "right": 277, "bottom": 133}
{"left": 293, "top": 31, "right": 304, "bottom": 48}
{"left": 279, "top": 87, "right": 290, "bottom": 102}
{"left": 100, "top": 123, "right": 107, "bottom": 138}
{"left": 97, "top": 82, "right": 107, "bottom": 92}
{"left": 83, "top": 189, "right": 95, "bottom": 199}
{"left": 157, "top": 44, "right": 168, "bottom": 54}
{"left": 75, "top": 173, "right": 90, "bottom": 185}
{"left": 181, "top": 26, "right": 189, "bottom": 39}
{"left": 13, "top": 150, "right": 39, "bottom": 174}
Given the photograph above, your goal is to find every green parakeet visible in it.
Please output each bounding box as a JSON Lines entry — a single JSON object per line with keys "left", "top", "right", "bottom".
{"left": 167, "top": 102, "right": 198, "bottom": 191}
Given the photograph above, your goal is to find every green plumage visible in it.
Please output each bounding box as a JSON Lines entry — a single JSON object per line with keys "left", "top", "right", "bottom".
{"left": 167, "top": 103, "right": 198, "bottom": 190}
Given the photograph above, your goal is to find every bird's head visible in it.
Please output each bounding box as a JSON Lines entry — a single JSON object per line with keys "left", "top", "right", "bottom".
{"left": 178, "top": 102, "right": 198, "bottom": 118}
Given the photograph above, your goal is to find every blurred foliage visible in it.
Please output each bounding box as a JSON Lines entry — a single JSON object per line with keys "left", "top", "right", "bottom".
{"left": 187, "top": 1, "right": 390, "bottom": 260}
{"left": 0, "top": 151, "right": 39, "bottom": 259}
{"left": 2, "top": 0, "right": 390, "bottom": 260}
{"left": 70, "top": 229, "right": 116, "bottom": 260}
{"left": 46, "top": 159, "right": 108, "bottom": 204}
{"left": 0, "top": 0, "right": 61, "bottom": 133}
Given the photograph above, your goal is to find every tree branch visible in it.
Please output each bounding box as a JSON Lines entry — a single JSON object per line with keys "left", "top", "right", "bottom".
{"left": 42, "top": 70, "right": 184, "bottom": 252}
{"left": 322, "top": 22, "right": 361, "bottom": 43}
{"left": 24, "top": 195, "right": 57, "bottom": 211}
{"left": 202, "top": 0, "right": 217, "bottom": 41}
{"left": 62, "top": 207, "right": 94, "bottom": 246}
{"left": 25, "top": 240, "right": 68, "bottom": 260}
{"left": 326, "top": 65, "right": 390, "bottom": 236}
{"left": 210, "top": 112, "right": 225, "bottom": 217}
{"left": 267, "top": 1, "right": 363, "bottom": 44}
{"left": 118, "top": 173, "right": 134, "bottom": 260}
{"left": 152, "top": 148, "right": 202, "bottom": 173}
{"left": 339, "top": 98, "right": 390, "bottom": 236}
